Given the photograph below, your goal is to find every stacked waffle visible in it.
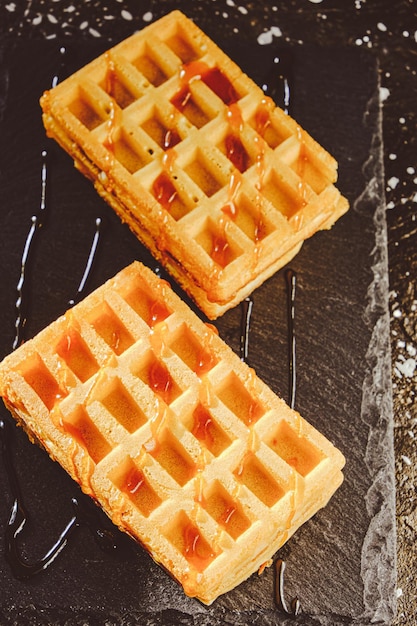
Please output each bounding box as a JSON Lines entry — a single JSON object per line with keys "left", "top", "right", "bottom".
{"left": 0, "top": 262, "right": 345, "bottom": 604}
{"left": 40, "top": 10, "right": 348, "bottom": 319}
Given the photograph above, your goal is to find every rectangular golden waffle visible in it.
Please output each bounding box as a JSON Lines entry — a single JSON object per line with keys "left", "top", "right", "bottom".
{"left": 0, "top": 261, "right": 345, "bottom": 604}
{"left": 40, "top": 10, "right": 349, "bottom": 319}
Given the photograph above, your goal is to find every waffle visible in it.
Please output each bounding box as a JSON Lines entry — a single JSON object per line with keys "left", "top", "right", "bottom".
{"left": 40, "top": 10, "right": 349, "bottom": 319}
{"left": 0, "top": 261, "right": 345, "bottom": 604}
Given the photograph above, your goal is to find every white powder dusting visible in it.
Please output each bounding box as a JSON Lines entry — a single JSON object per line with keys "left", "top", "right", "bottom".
{"left": 407, "top": 344, "right": 417, "bottom": 357}
{"left": 88, "top": 27, "right": 101, "bottom": 38}
{"left": 355, "top": 35, "right": 372, "bottom": 48}
{"left": 257, "top": 26, "right": 282, "bottom": 45}
{"left": 395, "top": 357, "right": 416, "bottom": 379}
{"left": 387, "top": 176, "right": 400, "bottom": 189}
{"left": 379, "top": 86, "right": 390, "bottom": 102}
{"left": 121, "top": 10, "right": 133, "bottom": 21}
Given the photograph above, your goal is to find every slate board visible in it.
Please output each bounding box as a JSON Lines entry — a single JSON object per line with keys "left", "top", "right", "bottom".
{"left": 0, "top": 37, "right": 396, "bottom": 625}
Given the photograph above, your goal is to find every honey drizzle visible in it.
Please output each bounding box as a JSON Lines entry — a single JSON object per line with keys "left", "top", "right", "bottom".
{"left": 143, "top": 397, "right": 169, "bottom": 454}
{"left": 195, "top": 326, "right": 217, "bottom": 376}
{"left": 13, "top": 149, "right": 48, "bottom": 350}
{"left": 274, "top": 559, "right": 301, "bottom": 616}
{"left": 252, "top": 99, "right": 272, "bottom": 264}
{"left": 210, "top": 216, "right": 231, "bottom": 269}
{"left": 286, "top": 269, "right": 297, "bottom": 410}
{"left": 240, "top": 296, "right": 253, "bottom": 364}
{"left": 103, "top": 53, "right": 121, "bottom": 158}
{"left": 68, "top": 217, "right": 102, "bottom": 307}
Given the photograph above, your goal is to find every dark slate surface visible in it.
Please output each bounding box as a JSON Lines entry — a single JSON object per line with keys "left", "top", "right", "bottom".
{"left": 0, "top": 29, "right": 394, "bottom": 626}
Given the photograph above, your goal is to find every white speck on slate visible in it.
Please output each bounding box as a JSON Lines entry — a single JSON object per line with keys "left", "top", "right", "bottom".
{"left": 395, "top": 357, "right": 416, "bottom": 378}
{"left": 379, "top": 87, "right": 390, "bottom": 102}
{"left": 257, "top": 26, "right": 282, "bottom": 45}
{"left": 121, "top": 10, "right": 133, "bottom": 21}
{"left": 387, "top": 176, "right": 400, "bottom": 189}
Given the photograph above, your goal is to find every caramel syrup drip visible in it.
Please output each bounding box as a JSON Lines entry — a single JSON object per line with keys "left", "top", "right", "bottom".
{"left": 253, "top": 101, "right": 269, "bottom": 200}
{"left": 210, "top": 218, "right": 231, "bottom": 269}
{"left": 152, "top": 172, "right": 178, "bottom": 212}
{"left": 103, "top": 54, "right": 121, "bottom": 156}
{"left": 222, "top": 104, "right": 244, "bottom": 217}
{"left": 195, "top": 338, "right": 217, "bottom": 376}
{"left": 274, "top": 559, "right": 301, "bottom": 616}
{"left": 146, "top": 279, "right": 172, "bottom": 328}
{"left": 148, "top": 359, "right": 175, "bottom": 404}
{"left": 192, "top": 405, "right": 215, "bottom": 449}
{"left": 248, "top": 100, "right": 271, "bottom": 267}
{"left": 172, "top": 61, "right": 240, "bottom": 112}
{"left": 240, "top": 296, "right": 253, "bottom": 364}
{"left": 182, "top": 515, "right": 217, "bottom": 575}
{"left": 285, "top": 269, "right": 297, "bottom": 410}
{"left": 225, "top": 136, "right": 247, "bottom": 173}
{"left": 13, "top": 149, "right": 48, "bottom": 350}
{"left": 68, "top": 217, "right": 102, "bottom": 307}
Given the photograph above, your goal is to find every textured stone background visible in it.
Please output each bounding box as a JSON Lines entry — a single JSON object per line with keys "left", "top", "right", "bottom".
{"left": 0, "top": 1, "right": 415, "bottom": 624}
